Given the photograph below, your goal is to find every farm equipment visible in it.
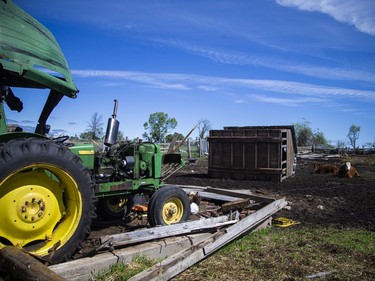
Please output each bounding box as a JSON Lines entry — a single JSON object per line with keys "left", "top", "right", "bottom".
{"left": 0, "top": 1, "right": 189, "bottom": 264}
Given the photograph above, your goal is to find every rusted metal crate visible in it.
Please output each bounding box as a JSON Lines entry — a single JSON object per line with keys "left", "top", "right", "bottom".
{"left": 208, "top": 126, "right": 297, "bottom": 182}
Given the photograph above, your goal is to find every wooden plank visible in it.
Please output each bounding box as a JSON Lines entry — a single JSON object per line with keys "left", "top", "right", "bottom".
{"left": 178, "top": 185, "right": 275, "bottom": 204}
{"left": 127, "top": 232, "right": 223, "bottom": 281}
{"left": 208, "top": 136, "right": 282, "bottom": 142}
{"left": 100, "top": 215, "right": 237, "bottom": 247}
{"left": 50, "top": 251, "right": 118, "bottom": 281}
{"left": 49, "top": 233, "right": 212, "bottom": 281}
{"left": 205, "top": 187, "right": 275, "bottom": 203}
{"left": 207, "top": 170, "right": 283, "bottom": 181}
{"left": 167, "top": 132, "right": 179, "bottom": 153}
{"left": 217, "top": 198, "right": 251, "bottom": 213}
{"left": 48, "top": 187, "right": 285, "bottom": 281}
{"left": 178, "top": 186, "right": 253, "bottom": 202}
{"left": 129, "top": 198, "right": 287, "bottom": 281}
{"left": 204, "top": 198, "right": 287, "bottom": 255}
{"left": 0, "top": 246, "right": 66, "bottom": 281}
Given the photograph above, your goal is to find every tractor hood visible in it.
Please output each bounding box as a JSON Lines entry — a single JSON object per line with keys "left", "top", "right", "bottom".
{"left": 0, "top": 0, "right": 78, "bottom": 98}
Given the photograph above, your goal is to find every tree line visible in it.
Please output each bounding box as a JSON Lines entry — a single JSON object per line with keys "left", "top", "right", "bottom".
{"left": 79, "top": 112, "right": 212, "bottom": 143}
{"left": 79, "top": 112, "right": 371, "bottom": 150}
{"left": 294, "top": 119, "right": 366, "bottom": 150}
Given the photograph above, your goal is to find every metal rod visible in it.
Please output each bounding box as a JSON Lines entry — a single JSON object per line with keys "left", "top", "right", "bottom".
{"left": 112, "top": 99, "right": 118, "bottom": 119}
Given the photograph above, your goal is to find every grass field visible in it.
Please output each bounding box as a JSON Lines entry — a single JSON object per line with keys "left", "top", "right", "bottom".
{"left": 96, "top": 225, "right": 375, "bottom": 281}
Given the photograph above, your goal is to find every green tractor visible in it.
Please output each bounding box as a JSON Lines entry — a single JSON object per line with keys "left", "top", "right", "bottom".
{"left": 0, "top": 1, "right": 190, "bottom": 264}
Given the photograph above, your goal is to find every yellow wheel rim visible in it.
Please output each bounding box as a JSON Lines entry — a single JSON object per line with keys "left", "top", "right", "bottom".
{"left": 0, "top": 164, "right": 82, "bottom": 257}
{"left": 105, "top": 198, "right": 126, "bottom": 214}
{"left": 162, "top": 197, "right": 184, "bottom": 224}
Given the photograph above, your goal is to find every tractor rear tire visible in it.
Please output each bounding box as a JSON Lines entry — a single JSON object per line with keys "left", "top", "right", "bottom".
{"left": 147, "top": 186, "right": 190, "bottom": 226}
{"left": 0, "top": 138, "right": 96, "bottom": 264}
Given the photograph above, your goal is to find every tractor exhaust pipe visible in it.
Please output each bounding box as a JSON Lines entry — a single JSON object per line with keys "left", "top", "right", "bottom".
{"left": 104, "top": 99, "right": 120, "bottom": 146}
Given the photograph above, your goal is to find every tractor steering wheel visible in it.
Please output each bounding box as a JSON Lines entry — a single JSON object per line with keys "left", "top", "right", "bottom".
{"left": 53, "top": 135, "right": 70, "bottom": 145}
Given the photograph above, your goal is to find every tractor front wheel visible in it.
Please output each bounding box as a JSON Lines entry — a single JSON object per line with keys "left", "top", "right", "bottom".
{"left": 0, "top": 138, "right": 96, "bottom": 264}
{"left": 147, "top": 186, "right": 190, "bottom": 226}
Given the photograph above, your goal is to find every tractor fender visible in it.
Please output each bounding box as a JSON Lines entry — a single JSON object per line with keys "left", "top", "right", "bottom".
{"left": 0, "top": 132, "right": 47, "bottom": 144}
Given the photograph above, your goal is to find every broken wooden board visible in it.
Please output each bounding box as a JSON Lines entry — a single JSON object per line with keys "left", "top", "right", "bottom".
{"left": 0, "top": 246, "right": 66, "bottom": 281}
{"left": 47, "top": 188, "right": 286, "bottom": 281}
{"left": 204, "top": 198, "right": 287, "bottom": 255}
{"left": 100, "top": 215, "right": 238, "bottom": 248}
{"left": 178, "top": 184, "right": 276, "bottom": 203}
{"left": 49, "top": 233, "right": 211, "bottom": 281}
{"left": 128, "top": 198, "right": 287, "bottom": 281}
{"left": 217, "top": 198, "right": 252, "bottom": 213}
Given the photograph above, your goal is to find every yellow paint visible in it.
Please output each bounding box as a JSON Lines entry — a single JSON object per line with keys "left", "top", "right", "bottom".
{"left": 78, "top": 150, "right": 94, "bottom": 155}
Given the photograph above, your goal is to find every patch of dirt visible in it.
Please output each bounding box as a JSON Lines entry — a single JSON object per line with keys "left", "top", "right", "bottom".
{"left": 166, "top": 154, "right": 375, "bottom": 231}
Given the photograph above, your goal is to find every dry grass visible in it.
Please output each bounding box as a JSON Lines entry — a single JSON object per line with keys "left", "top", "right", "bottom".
{"left": 173, "top": 226, "right": 375, "bottom": 281}
{"left": 95, "top": 255, "right": 160, "bottom": 281}
{"left": 341, "top": 154, "right": 375, "bottom": 166}
{"left": 95, "top": 226, "right": 375, "bottom": 281}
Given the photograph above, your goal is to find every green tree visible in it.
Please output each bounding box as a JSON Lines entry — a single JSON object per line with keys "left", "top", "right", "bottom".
{"left": 336, "top": 140, "right": 346, "bottom": 150}
{"left": 117, "top": 130, "right": 125, "bottom": 141}
{"left": 79, "top": 131, "right": 92, "bottom": 140}
{"left": 81, "top": 112, "right": 104, "bottom": 140}
{"left": 347, "top": 124, "right": 360, "bottom": 150}
{"left": 165, "top": 133, "right": 184, "bottom": 142}
{"left": 294, "top": 119, "right": 313, "bottom": 146}
{"left": 143, "top": 112, "right": 177, "bottom": 143}
{"left": 198, "top": 118, "right": 212, "bottom": 139}
{"left": 294, "top": 119, "right": 329, "bottom": 147}
{"left": 312, "top": 129, "right": 329, "bottom": 147}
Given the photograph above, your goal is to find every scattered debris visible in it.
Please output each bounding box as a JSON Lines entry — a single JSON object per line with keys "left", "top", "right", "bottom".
{"left": 217, "top": 198, "right": 251, "bottom": 213}
{"left": 283, "top": 205, "right": 292, "bottom": 211}
{"left": 306, "top": 270, "right": 336, "bottom": 279}
{"left": 273, "top": 217, "right": 300, "bottom": 227}
{"left": 46, "top": 187, "right": 286, "bottom": 281}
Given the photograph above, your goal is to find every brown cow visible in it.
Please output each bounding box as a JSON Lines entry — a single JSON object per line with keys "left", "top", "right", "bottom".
{"left": 338, "top": 162, "right": 359, "bottom": 178}
{"left": 313, "top": 163, "right": 339, "bottom": 175}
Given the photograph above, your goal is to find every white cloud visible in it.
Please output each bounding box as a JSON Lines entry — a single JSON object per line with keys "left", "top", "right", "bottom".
{"left": 323, "top": 102, "right": 365, "bottom": 114}
{"left": 235, "top": 79, "right": 375, "bottom": 100}
{"left": 249, "top": 94, "right": 329, "bottom": 106}
{"left": 72, "top": 69, "right": 375, "bottom": 101}
{"left": 197, "top": 85, "right": 220, "bottom": 92}
{"left": 276, "top": 0, "right": 375, "bottom": 35}
{"left": 72, "top": 70, "right": 191, "bottom": 90}
{"left": 234, "top": 99, "right": 247, "bottom": 104}
{"left": 155, "top": 40, "right": 375, "bottom": 84}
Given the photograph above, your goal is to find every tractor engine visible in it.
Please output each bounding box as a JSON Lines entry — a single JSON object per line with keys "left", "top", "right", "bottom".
{"left": 93, "top": 100, "right": 161, "bottom": 184}
{"left": 94, "top": 140, "right": 160, "bottom": 183}
{"left": 94, "top": 141, "right": 134, "bottom": 182}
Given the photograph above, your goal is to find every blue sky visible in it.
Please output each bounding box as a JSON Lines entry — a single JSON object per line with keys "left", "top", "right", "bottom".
{"left": 8, "top": 0, "right": 375, "bottom": 146}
